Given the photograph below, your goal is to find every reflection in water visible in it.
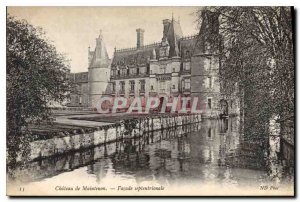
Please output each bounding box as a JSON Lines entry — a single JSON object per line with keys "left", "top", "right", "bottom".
{"left": 8, "top": 118, "right": 294, "bottom": 190}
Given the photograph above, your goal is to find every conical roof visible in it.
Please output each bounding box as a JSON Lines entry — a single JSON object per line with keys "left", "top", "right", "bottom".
{"left": 89, "top": 30, "right": 110, "bottom": 68}
{"left": 163, "top": 18, "right": 183, "bottom": 57}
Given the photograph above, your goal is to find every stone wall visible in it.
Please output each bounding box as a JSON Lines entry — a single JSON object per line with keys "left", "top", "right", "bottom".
{"left": 19, "top": 114, "right": 201, "bottom": 162}
{"left": 9, "top": 122, "right": 202, "bottom": 183}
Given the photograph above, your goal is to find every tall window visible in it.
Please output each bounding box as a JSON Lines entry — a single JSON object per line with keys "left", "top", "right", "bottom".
{"left": 112, "top": 82, "right": 116, "bottom": 92}
{"left": 208, "top": 76, "right": 212, "bottom": 88}
{"left": 208, "top": 128, "right": 211, "bottom": 138}
{"left": 160, "top": 66, "right": 166, "bottom": 74}
{"left": 130, "top": 80, "right": 135, "bottom": 92}
{"left": 185, "top": 78, "right": 190, "bottom": 89}
{"left": 140, "top": 80, "right": 145, "bottom": 92}
{"left": 130, "top": 68, "right": 135, "bottom": 75}
{"left": 184, "top": 62, "right": 190, "bottom": 71}
{"left": 185, "top": 50, "right": 190, "bottom": 57}
{"left": 207, "top": 98, "right": 212, "bottom": 109}
{"left": 159, "top": 81, "right": 165, "bottom": 93}
{"left": 205, "top": 57, "right": 212, "bottom": 70}
{"left": 121, "top": 82, "right": 125, "bottom": 92}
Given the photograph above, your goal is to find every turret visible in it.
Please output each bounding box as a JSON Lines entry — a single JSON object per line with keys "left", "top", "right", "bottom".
{"left": 88, "top": 30, "right": 111, "bottom": 107}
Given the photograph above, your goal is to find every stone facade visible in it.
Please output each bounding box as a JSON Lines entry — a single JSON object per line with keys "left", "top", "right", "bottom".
{"left": 69, "top": 14, "right": 239, "bottom": 117}
{"left": 110, "top": 18, "right": 191, "bottom": 102}
{"left": 68, "top": 31, "right": 111, "bottom": 107}
{"left": 68, "top": 72, "right": 89, "bottom": 107}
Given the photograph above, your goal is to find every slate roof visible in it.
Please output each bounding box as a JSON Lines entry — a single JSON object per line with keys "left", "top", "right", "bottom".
{"left": 179, "top": 36, "right": 198, "bottom": 59}
{"left": 111, "top": 43, "right": 160, "bottom": 68}
{"left": 111, "top": 19, "right": 189, "bottom": 68}
{"left": 89, "top": 33, "right": 110, "bottom": 69}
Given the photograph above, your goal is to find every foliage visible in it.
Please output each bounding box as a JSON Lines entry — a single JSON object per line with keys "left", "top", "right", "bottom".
{"left": 196, "top": 7, "right": 294, "bottom": 139}
{"left": 122, "top": 119, "right": 138, "bottom": 136}
{"left": 7, "top": 15, "right": 72, "bottom": 165}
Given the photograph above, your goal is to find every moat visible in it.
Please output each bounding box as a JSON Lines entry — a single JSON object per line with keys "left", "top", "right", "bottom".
{"left": 7, "top": 117, "right": 294, "bottom": 195}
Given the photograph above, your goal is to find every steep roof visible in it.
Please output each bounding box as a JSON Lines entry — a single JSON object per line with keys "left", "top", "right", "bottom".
{"left": 179, "top": 36, "right": 198, "bottom": 59}
{"left": 193, "top": 10, "right": 220, "bottom": 55}
{"left": 89, "top": 31, "right": 110, "bottom": 68}
{"left": 111, "top": 43, "right": 160, "bottom": 68}
{"left": 111, "top": 18, "right": 184, "bottom": 67}
{"left": 165, "top": 19, "right": 183, "bottom": 57}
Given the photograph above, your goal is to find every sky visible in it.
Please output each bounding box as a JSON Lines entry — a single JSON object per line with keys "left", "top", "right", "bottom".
{"left": 8, "top": 7, "right": 200, "bottom": 73}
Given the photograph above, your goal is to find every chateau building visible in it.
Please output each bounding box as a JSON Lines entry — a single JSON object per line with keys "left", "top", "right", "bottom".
{"left": 68, "top": 13, "right": 239, "bottom": 117}
{"left": 68, "top": 31, "right": 111, "bottom": 107}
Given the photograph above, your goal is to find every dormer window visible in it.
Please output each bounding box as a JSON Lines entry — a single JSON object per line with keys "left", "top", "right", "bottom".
{"left": 185, "top": 50, "right": 190, "bottom": 57}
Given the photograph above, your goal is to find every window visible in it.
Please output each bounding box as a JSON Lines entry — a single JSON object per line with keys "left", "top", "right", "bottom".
{"left": 184, "top": 62, "right": 190, "bottom": 71}
{"left": 140, "top": 80, "right": 145, "bottom": 92}
{"left": 121, "top": 82, "right": 125, "bottom": 92}
{"left": 208, "top": 76, "right": 212, "bottom": 88}
{"left": 172, "top": 84, "right": 175, "bottom": 89}
{"left": 75, "top": 96, "right": 79, "bottom": 104}
{"left": 112, "top": 82, "right": 116, "bottom": 92}
{"left": 159, "top": 81, "right": 165, "bottom": 93}
{"left": 130, "top": 68, "right": 135, "bottom": 75}
{"left": 79, "top": 96, "right": 82, "bottom": 105}
{"left": 142, "top": 67, "right": 147, "bottom": 74}
{"left": 117, "top": 70, "right": 120, "bottom": 75}
{"left": 137, "top": 68, "right": 140, "bottom": 75}
{"left": 205, "top": 57, "right": 212, "bottom": 70}
{"left": 130, "top": 80, "right": 135, "bottom": 92}
{"left": 208, "top": 128, "right": 211, "bottom": 138}
{"left": 185, "top": 50, "right": 190, "bottom": 57}
{"left": 160, "top": 66, "right": 166, "bottom": 74}
{"left": 206, "top": 42, "right": 211, "bottom": 51}
{"left": 151, "top": 85, "right": 154, "bottom": 91}
{"left": 184, "top": 79, "right": 190, "bottom": 89}
{"left": 207, "top": 98, "right": 212, "bottom": 109}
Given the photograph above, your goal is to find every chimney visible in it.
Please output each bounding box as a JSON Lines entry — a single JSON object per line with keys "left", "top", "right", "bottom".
{"left": 162, "top": 19, "right": 171, "bottom": 38}
{"left": 136, "top": 28, "right": 144, "bottom": 49}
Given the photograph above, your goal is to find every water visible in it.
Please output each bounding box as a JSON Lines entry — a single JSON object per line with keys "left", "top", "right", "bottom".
{"left": 7, "top": 117, "right": 294, "bottom": 195}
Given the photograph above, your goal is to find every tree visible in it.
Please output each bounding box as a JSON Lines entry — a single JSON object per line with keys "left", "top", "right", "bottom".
{"left": 7, "top": 15, "right": 71, "bottom": 165}
{"left": 196, "top": 7, "right": 294, "bottom": 141}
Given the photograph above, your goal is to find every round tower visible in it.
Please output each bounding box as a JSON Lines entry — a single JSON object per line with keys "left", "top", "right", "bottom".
{"left": 88, "top": 30, "right": 111, "bottom": 108}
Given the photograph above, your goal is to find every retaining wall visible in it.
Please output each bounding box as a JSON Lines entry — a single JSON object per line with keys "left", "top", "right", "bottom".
{"left": 19, "top": 114, "right": 201, "bottom": 162}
